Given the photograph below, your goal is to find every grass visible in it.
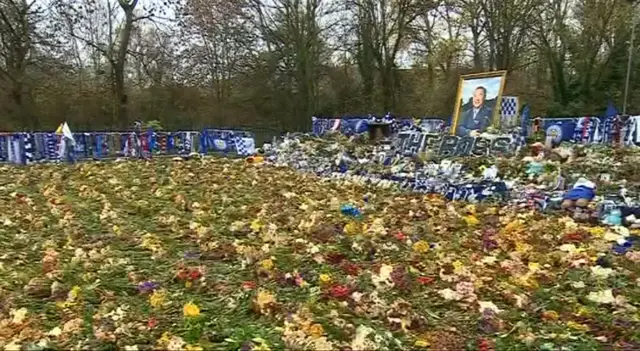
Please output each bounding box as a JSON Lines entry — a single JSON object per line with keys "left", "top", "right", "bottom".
{"left": 0, "top": 157, "right": 639, "bottom": 350}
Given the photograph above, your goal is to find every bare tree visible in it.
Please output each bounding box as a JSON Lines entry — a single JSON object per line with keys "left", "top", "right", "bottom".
{"left": 347, "top": 0, "right": 425, "bottom": 111}
{"left": 54, "top": 0, "right": 180, "bottom": 128}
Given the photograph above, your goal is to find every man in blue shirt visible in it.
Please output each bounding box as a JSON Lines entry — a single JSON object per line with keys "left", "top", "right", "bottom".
{"left": 456, "top": 86, "right": 493, "bottom": 136}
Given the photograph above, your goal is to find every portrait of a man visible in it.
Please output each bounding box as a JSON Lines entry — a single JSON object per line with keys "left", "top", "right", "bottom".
{"left": 451, "top": 71, "right": 507, "bottom": 137}
{"left": 456, "top": 86, "right": 492, "bottom": 136}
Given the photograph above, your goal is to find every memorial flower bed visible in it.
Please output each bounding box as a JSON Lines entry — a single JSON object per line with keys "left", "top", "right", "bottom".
{"left": 0, "top": 157, "right": 639, "bottom": 350}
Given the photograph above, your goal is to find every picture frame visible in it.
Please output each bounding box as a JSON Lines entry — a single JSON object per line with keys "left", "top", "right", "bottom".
{"left": 451, "top": 71, "right": 507, "bottom": 136}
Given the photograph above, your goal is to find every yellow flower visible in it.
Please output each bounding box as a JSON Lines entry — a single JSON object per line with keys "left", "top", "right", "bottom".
{"left": 414, "top": 339, "right": 429, "bottom": 348}
{"left": 528, "top": 262, "right": 540, "bottom": 272}
{"left": 567, "top": 321, "right": 590, "bottom": 331}
{"left": 318, "top": 274, "right": 332, "bottom": 284}
{"left": 463, "top": 215, "right": 479, "bottom": 226}
{"left": 250, "top": 219, "right": 263, "bottom": 232}
{"left": 183, "top": 301, "right": 200, "bottom": 318}
{"left": 308, "top": 323, "right": 324, "bottom": 338}
{"left": 589, "top": 227, "right": 605, "bottom": 237}
{"left": 464, "top": 204, "right": 476, "bottom": 215}
{"left": 260, "top": 259, "right": 274, "bottom": 270}
{"left": 185, "top": 345, "right": 204, "bottom": 351}
{"left": 255, "top": 290, "right": 276, "bottom": 313}
{"left": 149, "top": 289, "right": 166, "bottom": 308}
{"left": 68, "top": 285, "right": 81, "bottom": 301}
{"left": 343, "top": 221, "right": 359, "bottom": 236}
{"left": 541, "top": 310, "right": 559, "bottom": 321}
{"left": 452, "top": 260, "right": 464, "bottom": 274}
{"left": 412, "top": 240, "right": 430, "bottom": 253}
{"left": 515, "top": 241, "right": 531, "bottom": 254}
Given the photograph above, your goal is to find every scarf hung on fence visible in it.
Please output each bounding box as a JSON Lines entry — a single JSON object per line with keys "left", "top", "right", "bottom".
{"left": 146, "top": 130, "right": 155, "bottom": 152}
{"left": 624, "top": 116, "right": 640, "bottom": 145}
{"left": 0, "top": 134, "right": 6, "bottom": 162}
{"left": 183, "top": 132, "right": 192, "bottom": 154}
{"left": 199, "top": 132, "right": 207, "bottom": 153}
{"left": 11, "top": 134, "right": 23, "bottom": 164}
{"left": 94, "top": 134, "right": 103, "bottom": 159}
{"left": 159, "top": 134, "right": 167, "bottom": 153}
{"left": 24, "top": 133, "right": 35, "bottom": 164}
{"left": 573, "top": 117, "right": 593, "bottom": 143}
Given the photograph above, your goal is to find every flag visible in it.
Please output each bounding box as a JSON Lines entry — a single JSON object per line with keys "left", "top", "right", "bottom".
{"left": 605, "top": 100, "right": 618, "bottom": 118}
{"left": 520, "top": 104, "right": 530, "bottom": 136}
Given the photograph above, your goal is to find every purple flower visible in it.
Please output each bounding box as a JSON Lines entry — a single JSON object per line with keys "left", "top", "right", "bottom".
{"left": 184, "top": 251, "right": 201, "bottom": 259}
{"left": 240, "top": 341, "right": 254, "bottom": 351}
{"left": 137, "top": 281, "right": 160, "bottom": 294}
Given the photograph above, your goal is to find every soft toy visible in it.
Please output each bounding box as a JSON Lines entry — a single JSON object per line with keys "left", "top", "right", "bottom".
{"left": 604, "top": 209, "right": 622, "bottom": 226}
{"left": 562, "top": 178, "right": 596, "bottom": 208}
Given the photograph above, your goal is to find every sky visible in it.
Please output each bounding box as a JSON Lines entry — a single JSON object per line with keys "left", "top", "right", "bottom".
{"left": 460, "top": 76, "right": 504, "bottom": 102}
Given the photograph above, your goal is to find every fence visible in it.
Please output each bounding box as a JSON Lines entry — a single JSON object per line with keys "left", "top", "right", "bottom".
{"left": 311, "top": 115, "right": 640, "bottom": 145}
{"left": 0, "top": 128, "right": 260, "bottom": 164}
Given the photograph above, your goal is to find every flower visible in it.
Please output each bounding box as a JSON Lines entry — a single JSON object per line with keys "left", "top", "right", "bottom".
{"left": 147, "top": 317, "right": 158, "bottom": 329}
{"left": 343, "top": 221, "right": 360, "bottom": 236}
{"left": 412, "top": 240, "right": 430, "bottom": 253}
{"left": 590, "top": 266, "right": 614, "bottom": 279}
{"left": 342, "top": 263, "right": 360, "bottom": 276}
{"left": 587, "top": 290, "right": 616, "bottom": 304}
{"left": 417, "top": 276, "right": 435, "bottom": 285}
{"left": 254, "top": 290, "right": 277, "bottom": 314}
{"left": 464, "top": 215, "right": 479, "bottom": 226}
{"left": 415, "top": 339, "right": 429, "bottom": 348}
{"left": 242, "top": 281, "right": 257, "bottom": 290}
{"left": 395, "top": 231, "right": 407, "bottom": 240}
{"left": 319, "top": 274, "right": 332, "bottom": 284}
{"left": 183, "top": 301, "right": 201, "bottom": 318}
{"left": 567, "top": 321, "right": 590, "bottom": 331}
{"left": 189, "top": 270, "right": 202, "bottom": 281}
{"left": 137, "top": 281, "right": 160, "bottom": 294}
{"left": 329, "top": 285, "right": 351, "bottom": 298}
{"left": 260, "top": 259, "right": 274, "bottom": 270}
{"left": 10, "top": 307, "right": 28, "bottom": 324}
{"left": 149, "top": 289, "right": 167, "bottom": 308}
{"left": 68, "top": 285, "right": 81, "bottom": 302}
{"left": 541, "top": 310, "right": 559, "bottom": 321}
{"left": 308, "top": 323, "right": 324, "bottom": 338}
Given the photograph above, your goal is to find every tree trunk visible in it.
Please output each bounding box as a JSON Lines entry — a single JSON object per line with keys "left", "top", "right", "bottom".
{"left": 113, "top": 1, "right": 137, "bottom": 128}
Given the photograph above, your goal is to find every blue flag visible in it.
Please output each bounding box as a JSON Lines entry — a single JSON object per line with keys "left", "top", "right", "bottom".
{"left": 605, "top": 100, "right": 618, "bottom": 117}
{"left": 520, "top": 104, "right": 530, "bottom": 136}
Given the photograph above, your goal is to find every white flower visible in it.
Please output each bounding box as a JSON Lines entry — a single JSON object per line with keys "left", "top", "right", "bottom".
{"left": 571, "top": 281, "right": 586, "bottom": 289}
{"left": 590, "top": 266, "right": 614, "bottom": 279}
{"left": 481, "top": 256, "right": 497, "bottom": 265}
{"left": 372, "top": 264, "right": 395, "bottom": 288}
{"left": 10, "top": 307, "right": 28, "bottom": 324}
{"left": 47, "top": 327, "right": 62, "bottom": 337}
{"left": 478, "top": 301, "right": 502, "bottom": 314}
{"left": 438, "top": 288, "right": 463, "bottom": 301}
{"left": 124, "top": 346, "right": 139, "bottom": 351}
{"left": 587, "top": 289, "right": 616, "bottom": 304}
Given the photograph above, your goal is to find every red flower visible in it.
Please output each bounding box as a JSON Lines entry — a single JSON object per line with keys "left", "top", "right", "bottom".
{"left": 242, "top": 281, "right": 257, "bottom": 290}
{"left": 342, "top": 263, "right": 360, "bottom": 276}
{"left": 478, "top": 338, "right": 494, "bottom": 351}
{"left": 326, "top": 252, "right": 346, "bottom": 265}
{"left": 147, "top": 317, "right": 158, "bottom": 329}
{"left": 395, "top": 232, "right": 407, "bottom": 240}
{"left": 417, "top": 276, "right": 435, "bottom": 285}
{"left": 189, "top": 270, "right": 202, "bottom": 281}
{"left": 329, "top": 285, "right": 351, "bottom": 298}
{"left": 176, "top": 269, "right": 189, "bottom": 280}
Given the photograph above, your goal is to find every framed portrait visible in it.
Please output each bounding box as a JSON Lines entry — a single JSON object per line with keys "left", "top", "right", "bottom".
{"left": 451, "top": 71, "right": 507, "bottom": 136}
